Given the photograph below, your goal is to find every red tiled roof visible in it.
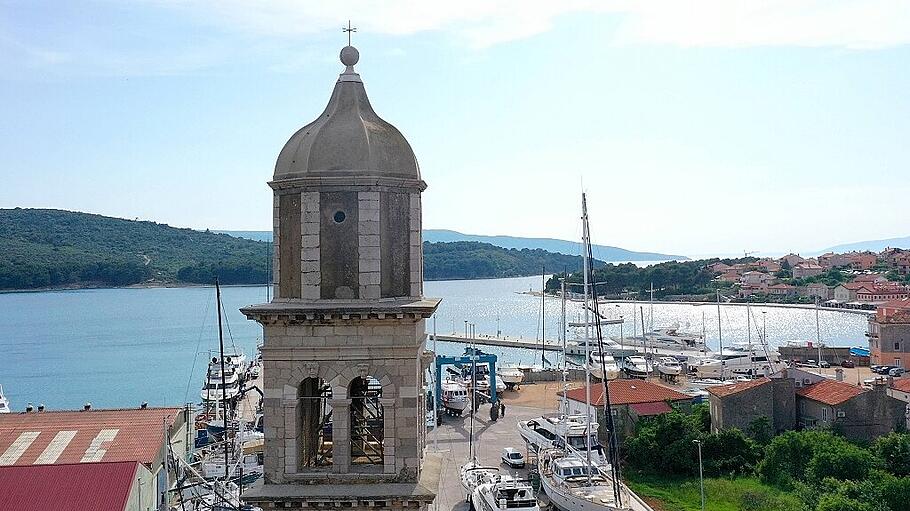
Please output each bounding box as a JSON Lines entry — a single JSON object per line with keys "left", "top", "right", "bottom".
{"left": 796, "top": 379, "right": 866, "bottom": 405}
{"left": 0, "top": 461, "right": 137, "bottom": 511}
{"left": 843, "top": 282, "right": 875, "bottom": 291}
{"left": 562, "top": 380, "right": 689, "bottom": 406}
{"left": 629, "top": 401, "right": 673, "bottom": 416}
{"left": 0, "top": 407, "right": 181, "bottom": 467}
{"left": 706, "top": 377, "right": 770, "bottom": 398}
{"left": 891, "top": 378, "right": 910, "bottom": 393}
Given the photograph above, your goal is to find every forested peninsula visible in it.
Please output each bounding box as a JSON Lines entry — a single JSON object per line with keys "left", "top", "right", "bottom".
{"left": 0, "top": 209, "right": 604, "bottom": 291}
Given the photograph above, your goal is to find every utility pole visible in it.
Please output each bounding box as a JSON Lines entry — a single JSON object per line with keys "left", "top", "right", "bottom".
{"left": 694, "top": 439, "right": 705, "bottom": 511}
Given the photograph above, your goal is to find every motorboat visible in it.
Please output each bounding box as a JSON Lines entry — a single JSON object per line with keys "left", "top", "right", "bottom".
{"left": 538, "top": 449, "right": 652, "bottom": 511}
{"left": 690, "top": 343, "right": 780, "bottom": 379}
{"left": 518, "top": 415, "right": 607, "bottom": 466}
{"left": 472, "top": 474, "right": 540, "bottom": 511}
{"left": 200, "top": 362, "right": 242, "bottom": 402}
{"left": 622, "top": 356, "right": 652, "bottom": 379}
{"left": 460, "top": 460, "right": 500, "bottom": 502}
{"left": 687, "top": 375, "right": 753, "bottom": 390}
{"left": 0, "top": 385, "right": 10, "bottom": 413}
{"left": 587, "top": 352, "right": 619, "bottom": 381}
{"left": 568, "top": 339, "right": 637, "bottom": 358}
{"left": 201, "top": 452, "right": 263, "bottom": 483}
{"left": 441, "top": 379, "right": 469, "bottom": 416}
{"left": 497, "top": 365, "right": 525, "bottom": 389}
{"left": 655, "top": 357, "right": 682, "bottom": 377}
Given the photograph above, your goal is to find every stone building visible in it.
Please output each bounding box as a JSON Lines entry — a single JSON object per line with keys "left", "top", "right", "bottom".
{"left": 240, "top": 45, "right": 441, "bottom": 509}
{"left": 708, "top": 368, "right": 905, "bottom": 442}
{"left": 868, "top": 299, "right": 910, "bottom": 368}
{"left": 707, "top": 377, "right": 796, "bottom": 435}
{"left": 796, "top": 378, "right": 904, "bottom": 441}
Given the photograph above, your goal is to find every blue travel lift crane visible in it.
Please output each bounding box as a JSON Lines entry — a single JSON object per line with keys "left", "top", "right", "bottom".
{"left": 435, "top": 351, "right": 500, "bottom": 422}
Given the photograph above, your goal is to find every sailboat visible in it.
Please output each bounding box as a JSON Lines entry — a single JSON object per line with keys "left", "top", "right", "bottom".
{"left": 538, "top": 193, "right": 652, "bottom": 511}
{"left": 0, "top": 384, "right": 10, "bottom": 414}
{"left": 460, "top": 328, "right": 500, "bottom": 502}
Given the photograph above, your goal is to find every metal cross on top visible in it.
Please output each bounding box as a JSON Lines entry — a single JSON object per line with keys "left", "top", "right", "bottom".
{"left": 343, "top": 20, "right": 357, "bottom": 46}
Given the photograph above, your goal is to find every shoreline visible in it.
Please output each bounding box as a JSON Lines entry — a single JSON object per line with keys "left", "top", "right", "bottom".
{"left": 523, "top": 291, "right": 875, "bottom": 316}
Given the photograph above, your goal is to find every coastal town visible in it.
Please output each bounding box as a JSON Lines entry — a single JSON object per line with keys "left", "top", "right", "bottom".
{"left": 709, "top": 249, "right": 910, "bottom": 307}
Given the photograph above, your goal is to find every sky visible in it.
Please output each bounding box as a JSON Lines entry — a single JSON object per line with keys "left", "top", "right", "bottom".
{"left": 1, "top": 1, "right": 909, "bottom": 257}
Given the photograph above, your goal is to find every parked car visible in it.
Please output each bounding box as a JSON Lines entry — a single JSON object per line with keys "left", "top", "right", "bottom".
{"left": 819, "top": 360, "right": 830, "bottom": 368}
{"left": 501, "top": 447, "right": 525, "bottom": 468}
{"left": 871, "top": 365, "right": 884, "bottom": 373}
{"left": 872, "top": 365, "right": 893, "bottom": 374}
{"left": 841, "top": 360, "right": 855, "bottom": 368}
{"left": 889, "top": 367, "right": 905, "bottom": 377}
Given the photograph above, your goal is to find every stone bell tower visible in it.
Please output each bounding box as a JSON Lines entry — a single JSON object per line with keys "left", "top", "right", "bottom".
{"left": 241, "top": 45, "right": 441, "bottom": 508}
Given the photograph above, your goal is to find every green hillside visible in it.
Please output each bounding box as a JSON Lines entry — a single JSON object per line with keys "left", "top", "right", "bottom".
{"left": 423, "top": 241, "right": 601, "bottom": 280}
{"left": 0, "top": 208, "right": 270, "bottom": 290}
{"left": 0, "top": 209, "right": 602, "bottom": 290}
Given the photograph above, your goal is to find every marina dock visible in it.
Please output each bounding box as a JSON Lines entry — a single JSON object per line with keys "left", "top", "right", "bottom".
{"left": 431, "top": 333, "right": 564, "bottom": 352}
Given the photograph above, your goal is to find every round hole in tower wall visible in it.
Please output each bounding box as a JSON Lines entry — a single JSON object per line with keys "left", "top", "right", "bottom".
{"left": 333, "top": 211, "right": 346, "bottom": 223}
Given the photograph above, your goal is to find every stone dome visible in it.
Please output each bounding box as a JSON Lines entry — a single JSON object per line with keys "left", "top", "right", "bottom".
{"left": 274, "top": 46, "right": 420, "bottom": 182}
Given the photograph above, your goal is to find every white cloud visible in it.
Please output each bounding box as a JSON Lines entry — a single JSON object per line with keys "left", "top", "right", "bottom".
{"left": 157, "top": 0, "right": 910, "bottom": 49}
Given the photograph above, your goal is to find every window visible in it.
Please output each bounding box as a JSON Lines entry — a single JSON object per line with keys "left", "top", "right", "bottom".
{"left": 298, "top": 378, "right": 333, "bottom": 468}
{"left": 350, "top": 376, "right": 384, "bottom": 465}
{"left": 895, "top": 342, "right": 901, "bottom": 351}
{"left": 822, "top": 407, "right": 829, "bottom": 422}
{"left": 333, "top": 210, "right": 346, "bottom": 223}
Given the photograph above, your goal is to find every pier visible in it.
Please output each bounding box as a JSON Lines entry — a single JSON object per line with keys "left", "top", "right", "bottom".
{"left": 430, "top": 332, "right": 564, "bottom": 352}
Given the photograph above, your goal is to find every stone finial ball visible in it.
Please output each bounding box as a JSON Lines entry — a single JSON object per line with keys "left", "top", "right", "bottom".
{"left": 340, "top": 45, "right": 359, "bottom": 67}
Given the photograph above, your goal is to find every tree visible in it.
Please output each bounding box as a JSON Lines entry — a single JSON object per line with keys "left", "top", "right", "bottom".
{"left": 747, "top": 416, "right": 773, "bottom": 445}
{"left": 701, "top": 428, "right": 761, "bottom": 476}
{"left": 873, "top": 432, "right": 910, "bottom": 477}
{"left": 806, "top": 440, "right": 875, "bottom": 483}
{"left": 758, "top": 430, "right": 835, "bottom": 488}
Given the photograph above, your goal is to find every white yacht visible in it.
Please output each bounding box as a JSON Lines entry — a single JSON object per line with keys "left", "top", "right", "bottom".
{"left": 472, "top": 475, "right": 540, "bottom": 511}
{"left": 690, "top": 343, "right": 780, "bottom": 379}
{"left": 0, "top": 385, "right": 10, "bottom": 413}
{"left": 622, "top": 356, "right": 652, "bottom": 379}
{"left": 460, "top": 461, "right": 500, "bottom": 502}
{"left": 497, "top": 365, "right": 525, "bottom": 389}
{"left": 441, "top": 379, "right": 469, "bottom": 416}
{"left": 518, "top": 415, "right": 607, "bottom": 466}
{"left": 568, "top": 339, "right": 636, "bottom": 358}
{"left": 200, "top": 360, "right": 242, "bottom": 402}
{"left": 587, "top": 352, "right": 620, "bottom": 381}
{"left": 538, "top": 450, "right": 652, "bottom": 511}
{"left": 201, "top": 452, "right": 263, "bottom": 481}
{"left": 655, "top": 357, "right": 682, "bottom": 377}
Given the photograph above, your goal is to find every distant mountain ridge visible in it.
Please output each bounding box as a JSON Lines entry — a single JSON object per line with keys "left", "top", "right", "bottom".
{"left": 815, "top": 235, "right": 910, "bottom": 255}
{"left": 217, "top": 229, "right": 688, "bottom": 262}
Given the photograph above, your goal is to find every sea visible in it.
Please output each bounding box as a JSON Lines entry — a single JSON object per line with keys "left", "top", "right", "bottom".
{"left": 0, "top": 275, "right": 869, "bottom": 411}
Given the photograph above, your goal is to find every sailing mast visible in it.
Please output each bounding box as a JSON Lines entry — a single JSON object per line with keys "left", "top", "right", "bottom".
{"left": 561, "top": 274, "right": 568, "bottom": 414}
{"left": 815, "top": 298, "right": 823, "bottom": 371}
{"left": 541, "top": 267, "right": 546, "bottom": 368}
{"left": 215, "top": 279, "right": 230, "bottom": 486}
{"left": 583, "top": 193, "right": 623, "bottom": 505}
{"left": 581, "top": 195, "right": 593, "bottom": 487}
{"left": 716, "top": 290, "right": 724, "bottom": 379}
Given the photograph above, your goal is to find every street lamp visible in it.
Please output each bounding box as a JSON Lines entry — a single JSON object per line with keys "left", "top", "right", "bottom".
{"left": 693, "top": 439, "right": 705, "bottom": 511}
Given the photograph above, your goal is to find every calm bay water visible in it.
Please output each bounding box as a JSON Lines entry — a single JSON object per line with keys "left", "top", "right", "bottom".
{"left": 0, "top": 276, "right": 868, "bottom": 411}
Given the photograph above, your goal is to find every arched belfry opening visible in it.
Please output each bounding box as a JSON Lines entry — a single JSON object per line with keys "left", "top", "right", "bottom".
{"left": 240, "top": 42, "right": 441, "bottom": 509}
{"left": 297, "top": 377, "right": 333, "bottom": 469}
{"left": 348, "top": 376, "right": 384, "bottom": 465}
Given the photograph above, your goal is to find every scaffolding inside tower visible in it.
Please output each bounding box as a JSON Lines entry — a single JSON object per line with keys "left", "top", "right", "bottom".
{"left": 350, "top": 376, "right": 384, "bottom": 465}
{"left": 298, "top": 378, "right": 333, "bottom": 468}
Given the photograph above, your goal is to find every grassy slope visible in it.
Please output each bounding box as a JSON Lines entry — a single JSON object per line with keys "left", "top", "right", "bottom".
{"left": 626, "top": 473, "right": 801, "bottom": 511}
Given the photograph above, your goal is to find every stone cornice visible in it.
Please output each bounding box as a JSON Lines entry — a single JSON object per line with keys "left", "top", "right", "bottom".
{"left": 241, "top": 298, "right": 441, "bottom": 325}
{"left": 269, "top": 175, "right": 427, "bottom": 193}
